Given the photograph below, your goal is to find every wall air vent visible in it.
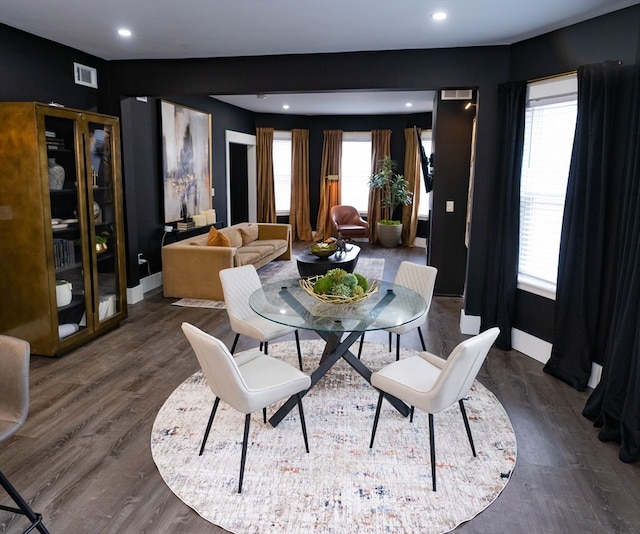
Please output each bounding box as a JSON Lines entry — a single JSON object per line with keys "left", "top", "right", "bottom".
{"left": 441, "top": 89, "right": 473, "bottom": 100}
{"left": 74, "top": 62, "right": 98, "bottom": 89}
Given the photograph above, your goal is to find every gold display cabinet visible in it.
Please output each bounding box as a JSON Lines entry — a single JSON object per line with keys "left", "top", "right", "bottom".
{"left": 0, "top": 103, "right": 127, "bottom": 356}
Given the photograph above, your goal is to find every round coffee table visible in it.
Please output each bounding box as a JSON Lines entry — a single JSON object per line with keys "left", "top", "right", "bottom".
{"left": 296, "top": 244, "right": 361, "bottom": 277}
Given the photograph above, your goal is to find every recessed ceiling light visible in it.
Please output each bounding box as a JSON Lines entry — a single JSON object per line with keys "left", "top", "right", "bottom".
{"left": 118, "top": 28, "right": 132, "bottom": 37}
{"left": 282, "top": 104, "right": 290, "bottom": 110}
{"left": 405, "top": 102, "right": 413, "bottom": 108}
{"left": 432, "top": 12, "right": 447, "bottom": 21}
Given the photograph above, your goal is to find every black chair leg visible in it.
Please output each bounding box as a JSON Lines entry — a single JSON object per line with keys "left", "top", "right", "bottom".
{"left": 369, "top": 392, "right": 384, "bottom": 448}
{"left": 263, "top": 407, "right": 267, "bottom": 424}
{"left": 296, "top": 393, "right": 310, "bottom": 453}
{"left": 199, "top": 397, "right": 220, "bottom": 455}
{"left": 459, "top": 399, "right": 477, "bottom": 457}
{"left": 238, "top": 414, "right": 251, "bottom": 493}
{"left": 410, "top": 406, "right": 415, "bottom": 423}
{"left": 230, "top": 333, "right": 240, "bottom": 354}
{"left": 264, "top": 341, "right": 268, "bottom": 354}
{"left": 0, "top": 471, "right": 49, "bottom": 534}
{"left": 388, "top": 332, "right": 392, "bottom": 352}
{"left": 357, "top": 333, "right": 365, "bottom": 359}
{"left": 417, "top": 326, "right": 427, "bottom": 351}
{"left": 429, "top": 413, "right": 436, "bottom": 491}
{"left": 294, "top": 330, "right": 303, "bottom": 371}
{"left": 395, "top": 334, "right": 401, "bottom": 361}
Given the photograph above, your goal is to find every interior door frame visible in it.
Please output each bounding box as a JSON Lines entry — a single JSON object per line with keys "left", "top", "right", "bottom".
{"left": 225, "top": 130, "right": 257, "bottom": 224}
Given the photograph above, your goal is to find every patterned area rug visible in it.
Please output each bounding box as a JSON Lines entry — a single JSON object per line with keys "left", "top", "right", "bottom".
{"left": 171, "top": 257, "right": 385, "bottom": 309}
{"left": 151, "top": 340, "right": 517, "bottom": 533}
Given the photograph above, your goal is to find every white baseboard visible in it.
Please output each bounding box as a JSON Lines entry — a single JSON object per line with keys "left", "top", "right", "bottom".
{"left": 127, "top": 272, "right": 163, "bottom": 304}
{"left": 460, "top": 313, "right": 602, "bottom": 388}
{"left": 127, "top": 284, "right": 144, "bottom": 304}
{"left": 512, "top": 328, "right": 552, "bottom": 364}
{"left": 460, "top": 310, "right": 481, "bottom": 335}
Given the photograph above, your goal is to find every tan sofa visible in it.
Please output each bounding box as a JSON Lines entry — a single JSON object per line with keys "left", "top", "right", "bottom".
{"left": 162, "top": 222, "right": 292, "bottom": 301}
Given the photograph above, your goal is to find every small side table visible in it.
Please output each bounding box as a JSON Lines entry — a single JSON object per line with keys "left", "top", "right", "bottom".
{"left": 296, "top": 244, "right": 361, "bottom": 277}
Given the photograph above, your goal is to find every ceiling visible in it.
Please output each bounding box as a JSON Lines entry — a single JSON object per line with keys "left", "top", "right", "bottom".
{"left": 1, "top": 0, "right": 637, "bottom": 115}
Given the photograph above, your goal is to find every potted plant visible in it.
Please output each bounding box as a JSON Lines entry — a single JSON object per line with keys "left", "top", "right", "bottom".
{"left": 368, "top": 156, "right": 413, "bottom": 247}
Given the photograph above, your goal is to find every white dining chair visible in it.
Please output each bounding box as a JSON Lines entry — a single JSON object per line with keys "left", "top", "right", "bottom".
{"left": 0, "top": 335, "right": 50, "bottom": 533}
{"left": 369, "top": 327, "right": 500, "bottom": 491}
{"left": 219, "top": 264, "right": 303, "bottom": 370}
{"left": 181, "top": 322, "right": 311, "bottom": 493}
{"left": 358, "top": 262, "right": 437, "bottom": 361}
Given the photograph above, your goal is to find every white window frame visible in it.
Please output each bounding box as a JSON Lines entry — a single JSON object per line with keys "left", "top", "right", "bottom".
{"left": 341, "top": 132, "right": 372, "bottom": 214}
{"left": 273, "top": 131, "right": 292, "bottom": 215}
{"left": 517, "top": 74, "right": 578, "bottom": 300}
{"left": 418, "top": 130, "right": 432, "bottom": 219}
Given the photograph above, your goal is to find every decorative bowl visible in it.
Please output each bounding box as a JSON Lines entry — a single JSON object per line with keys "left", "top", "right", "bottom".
{"left": 310, "top": 242, "right": 337, "bottom": 258}
{"left": 300, "top": 275, "right": 378, "bottom": 304}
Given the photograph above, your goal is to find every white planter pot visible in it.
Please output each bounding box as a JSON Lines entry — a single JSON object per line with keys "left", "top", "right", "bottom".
{"left": 376, "top": 222, "right": 402, "bottom": 248}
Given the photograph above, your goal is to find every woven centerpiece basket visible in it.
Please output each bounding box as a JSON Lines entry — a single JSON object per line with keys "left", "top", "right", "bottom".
{"left": 299, "top": 275, "right": 378, "bottom": 304}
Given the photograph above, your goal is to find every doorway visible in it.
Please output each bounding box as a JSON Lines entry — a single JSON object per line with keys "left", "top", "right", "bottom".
{"left": 225, "top": 130, "right": 256, "bottom": 225}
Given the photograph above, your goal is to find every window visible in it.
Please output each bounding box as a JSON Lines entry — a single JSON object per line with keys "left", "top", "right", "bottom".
{"left": 341, "top": 132, "right": 372, "bottom": 213}
{"left": 518, "top": 74, "right": 578, "bottom": 299}
{"left": 273, "top": 131, "right": 292, "bottom": 213}
{"left": 418, "top": 130, "right": 432, "bottom": 218}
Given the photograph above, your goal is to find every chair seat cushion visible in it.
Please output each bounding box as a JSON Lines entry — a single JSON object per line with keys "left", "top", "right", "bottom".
{"left": 238, "top": 354, "right": 311, "bottom": 413}
{"left": 371, "top": 356, "right": 441, "bottom": 410}
{"left": 232, "top": 315, "right": 295, "bottom": 342}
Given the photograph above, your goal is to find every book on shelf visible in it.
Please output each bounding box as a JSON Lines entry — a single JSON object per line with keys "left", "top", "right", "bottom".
{"left": 53, "top": 238, "right": 76, "bottom": 269}
{"left": 47, "top": 138, "right": 66, "bottom": 150}
{"left": 176, "top": 220, "right": 196, "bottom": 231}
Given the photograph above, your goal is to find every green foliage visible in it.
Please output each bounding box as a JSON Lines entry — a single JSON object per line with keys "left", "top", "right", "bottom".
{"left": 313, "top": 275, "right": 334, "bottom": 294}
{"left": 368, "top": 156, "right": 413, "bottom": 222}
{"left": 343, "top": 273, "right": 358, "bottom": 288}
{"left": 312, "top": 270, "right": 370, "bottom": 298}
{"left": 354, "top": 273, "right": 369, "bottom": 291}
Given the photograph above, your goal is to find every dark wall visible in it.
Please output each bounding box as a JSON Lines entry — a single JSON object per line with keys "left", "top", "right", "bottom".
{"left": 430, "top": 96, "right": 475, "bottom": 295}
{"left": 254, "top": 112, "right": 431, "bottom": 226}
{"left": 0, "top": 24, "right": 109, "bottom": 111}
{"left": 118, "top": 95, "right": 255, "bottom": 285}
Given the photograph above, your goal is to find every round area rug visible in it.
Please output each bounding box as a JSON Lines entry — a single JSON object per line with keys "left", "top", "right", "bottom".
{"left": 152, "top": 340, "right": 517, "bottom": 533}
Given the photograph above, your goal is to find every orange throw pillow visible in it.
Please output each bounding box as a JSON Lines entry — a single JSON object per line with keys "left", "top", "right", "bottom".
{"left": 206, "top": 226, "right": 231, "bottom": 247}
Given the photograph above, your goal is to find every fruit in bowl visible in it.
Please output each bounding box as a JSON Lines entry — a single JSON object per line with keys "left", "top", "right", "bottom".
{"left": 310, "top": 239, "right": 337, "bottom": 258}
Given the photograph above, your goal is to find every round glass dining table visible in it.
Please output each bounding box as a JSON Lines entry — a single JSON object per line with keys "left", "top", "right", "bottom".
{"left": 250, "top": 278, "right": 427, "bottom": 426}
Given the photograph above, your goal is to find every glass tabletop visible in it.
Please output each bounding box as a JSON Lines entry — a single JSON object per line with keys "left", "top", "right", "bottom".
{"left": 249, "top": 278, "right": 427, "bottom": 333}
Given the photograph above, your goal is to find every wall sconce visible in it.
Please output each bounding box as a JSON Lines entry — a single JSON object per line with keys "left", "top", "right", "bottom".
{"left": 326, "top": 174, "right": 340, "bottom": 182}
{"left": 464, "top": 102, "right": 477, "bottom": 110}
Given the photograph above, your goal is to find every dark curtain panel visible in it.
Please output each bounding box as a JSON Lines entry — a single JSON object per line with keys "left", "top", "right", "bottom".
{"left": 544, "top": 62, "right": 621, "bottom": 390}
{"left": 480, "top": 81, "right": 526, "bottom": 350}
{"left": 583, "top": 59, "right": 640, "bottom": 463}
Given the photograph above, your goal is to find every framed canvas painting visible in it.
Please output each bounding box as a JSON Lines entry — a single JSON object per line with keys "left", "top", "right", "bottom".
{"left": 161, "top": 100, "right": 212, "bottom": 223}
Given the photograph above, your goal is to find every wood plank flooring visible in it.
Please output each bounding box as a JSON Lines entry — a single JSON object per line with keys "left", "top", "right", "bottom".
{"left": 1, "top": 242, "right": 638, "bottom": 533}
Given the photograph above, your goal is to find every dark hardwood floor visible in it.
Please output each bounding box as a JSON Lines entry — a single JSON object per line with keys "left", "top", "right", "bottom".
{"left": 1, "top": 242, "right": 638, "bottom": 533}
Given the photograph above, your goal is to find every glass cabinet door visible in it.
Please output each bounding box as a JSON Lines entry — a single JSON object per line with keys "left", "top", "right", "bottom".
{"left": 86, "top": 120, "right": 122, "bottom": 326}
{"left": 44, "top": 114, "right": 89, "bottom": 341}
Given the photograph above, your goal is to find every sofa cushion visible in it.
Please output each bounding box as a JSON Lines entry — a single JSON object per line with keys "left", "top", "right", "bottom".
{"left": 239, "top": 223, "right": 260, "bottom": 245}
{"left": 188, "top": 235, "right": 209, "bottom": 246}
{"left": 240, "top": 244, "right": 278, "bottom": 261}
{"left": 220, "top": 227, "right": 243, "bottom": 247}
{"left": 236, "top": 250, "right": 262, "bottom": 265}
{"left": 206, "top": 226, "right": 231, "bottom": 247}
